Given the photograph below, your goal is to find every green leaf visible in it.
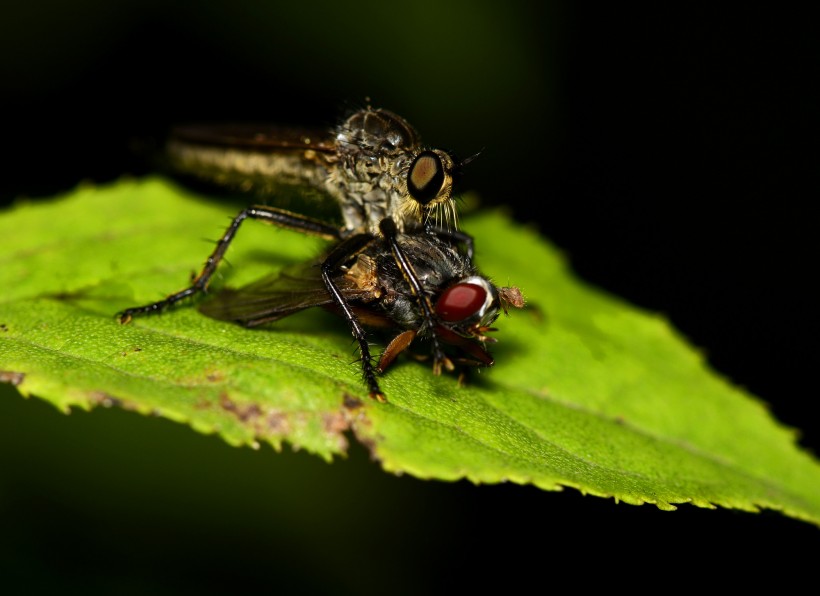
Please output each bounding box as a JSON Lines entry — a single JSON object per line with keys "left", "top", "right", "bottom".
{"left": 1, "top": 177, "right": 818, "bottom": 526}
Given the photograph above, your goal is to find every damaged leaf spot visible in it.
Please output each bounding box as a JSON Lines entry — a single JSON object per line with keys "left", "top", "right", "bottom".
{"left": 87, "top": 391, "right": 141, "bottom": 411}
{"left": 218, "top": 393, "right": 294, "bottom": 439}
{"left": 0, "top": 370, "right": 25, "bottom": 385}
{"left": 219, "top": 393, "right": 263, "bottom": 423}
{"left": 266, "top": 411, "right": 289, "bottom": 433}
{"left": 89, "top": 391, "right": 125, "bottom": 408}
{"left": 342, "top": 393, "right": 364, "bottom": 410}
{"left": 323, "top": 411, "right": 352, "bottom": 435}
{"left": 120, "top": 346, "right": 143, "bottom": 357}
{"left": 206, "top": 370, "right": 225, "bottom": 383}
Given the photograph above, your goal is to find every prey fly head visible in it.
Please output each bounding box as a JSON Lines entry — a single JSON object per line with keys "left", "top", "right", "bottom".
{"left": 435, "top": 276, "right": 502, "bottom": 343}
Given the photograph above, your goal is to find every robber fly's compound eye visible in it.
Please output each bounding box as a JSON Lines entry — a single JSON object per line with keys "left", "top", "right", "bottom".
{"left": 407, "top": 151, "right": 447, "bottom": 205}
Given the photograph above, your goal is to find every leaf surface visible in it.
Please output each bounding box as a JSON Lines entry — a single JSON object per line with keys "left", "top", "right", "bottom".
{"left": 1, "top": 178, "right": 818, "bottom": 525}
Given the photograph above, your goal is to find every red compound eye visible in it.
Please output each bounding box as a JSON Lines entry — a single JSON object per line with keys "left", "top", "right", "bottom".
{"left": 436, "top": 283, "right": 487, "bottom": 322}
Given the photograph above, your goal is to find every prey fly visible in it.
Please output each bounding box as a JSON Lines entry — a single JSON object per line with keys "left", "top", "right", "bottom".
{"left": 197, "top": 228, "right": 523, "bottom": 400}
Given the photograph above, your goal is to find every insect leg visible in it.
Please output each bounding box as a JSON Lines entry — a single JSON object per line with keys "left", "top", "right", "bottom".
{"left": 319, "top": 233, "right": 386, "bottom": 401}
{"left": 377, "top": 329, "right": 417, "bottom": 373}
{"left": 379, "top": 218, "right": 454, "bottom": 375}
{"left": 117, "top": 206, "right": 342, "bottom": 323}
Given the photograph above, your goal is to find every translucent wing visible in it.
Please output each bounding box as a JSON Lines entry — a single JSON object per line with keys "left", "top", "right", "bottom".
{"left": 169, "top": 122, "right": 337, "bottom": 153}
{"left": 166, "top": 122, "right": 343, "bottom": 222}
{"left": 198, "top": 258, "right": 375, "bottom": 327}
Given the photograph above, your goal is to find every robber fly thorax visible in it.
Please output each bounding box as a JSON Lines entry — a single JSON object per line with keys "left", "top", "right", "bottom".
{"left": 167, "top": 107, "right": 459, "bottom": 237}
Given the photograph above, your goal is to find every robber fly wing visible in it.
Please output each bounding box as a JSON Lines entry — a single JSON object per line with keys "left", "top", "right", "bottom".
{"left": 166, "top": 122, "right": 342, "bottom": 220}
{"left": 169, "top": 122, "right": 338, "bottom": 153}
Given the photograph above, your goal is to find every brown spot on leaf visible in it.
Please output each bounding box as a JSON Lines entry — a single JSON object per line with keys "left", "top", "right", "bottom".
{"left": 88, "top": 390, "right": 138, "bottom": 411}
{"left": 267, "top": 411, "right": 289, "bottom": 433}
{"left": 214, "top": 391, "right": 378, "bottom": 454}
{"left": 206, "top": 370, "right": 225, "bottom": 383}
{"left": 323, "top": 411, "right": 351, "bottom": 435}
{"left": 89, "top": 391, "right": 123, "bottom": 408}
{"left": 342, "top": 393, "right": 363, "bottom": 410}
{"left": 218, "top": 393, "right": 293, "bottom": 437}
{"left": 219, "top": 393, "right": 262, "bottom": 422}
{"left": 219, "top": 392, "right": 237, "bottom": 412}
{"left": 0, "top": 370, "right": 24, "bottom": 385}
{"left": 337, "top": 392, "right": 379, "bottom": 458}
{"left": 356, "top": 435, "right": 381, "bottom": 462}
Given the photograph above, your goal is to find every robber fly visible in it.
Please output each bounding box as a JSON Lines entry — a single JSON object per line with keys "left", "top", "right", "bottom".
{"left": 198, "top": 228, "right": 523, "bottom": 400}
{"left": 166, "top": 106, "right": 464, "bottom": 238}
{"left": 118, "top": 106, "right": 519, "bottom": 399}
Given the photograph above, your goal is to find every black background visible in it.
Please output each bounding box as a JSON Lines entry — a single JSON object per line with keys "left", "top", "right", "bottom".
{"left": 1, "top": 2, "right": 817, "bottom": 591}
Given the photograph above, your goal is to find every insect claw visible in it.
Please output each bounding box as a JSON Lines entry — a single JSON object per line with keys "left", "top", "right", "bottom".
{"left": 432, "top": 355, "right": 455, "bottom": 375}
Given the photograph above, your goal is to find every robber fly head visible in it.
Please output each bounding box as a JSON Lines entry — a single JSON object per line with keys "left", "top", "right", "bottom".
{"left": 334, "top": 108, "right": 458, "bottom": 234}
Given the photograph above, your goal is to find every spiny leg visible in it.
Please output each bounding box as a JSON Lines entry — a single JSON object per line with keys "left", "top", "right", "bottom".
{"left": 379, "top": 218, "right": 453, "bottom": 375}
{"left": 319, "top": 233, "right": 385, "bottom": 401}
{"left": 117, "top": 206, "right": 341, "bottom": 323}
